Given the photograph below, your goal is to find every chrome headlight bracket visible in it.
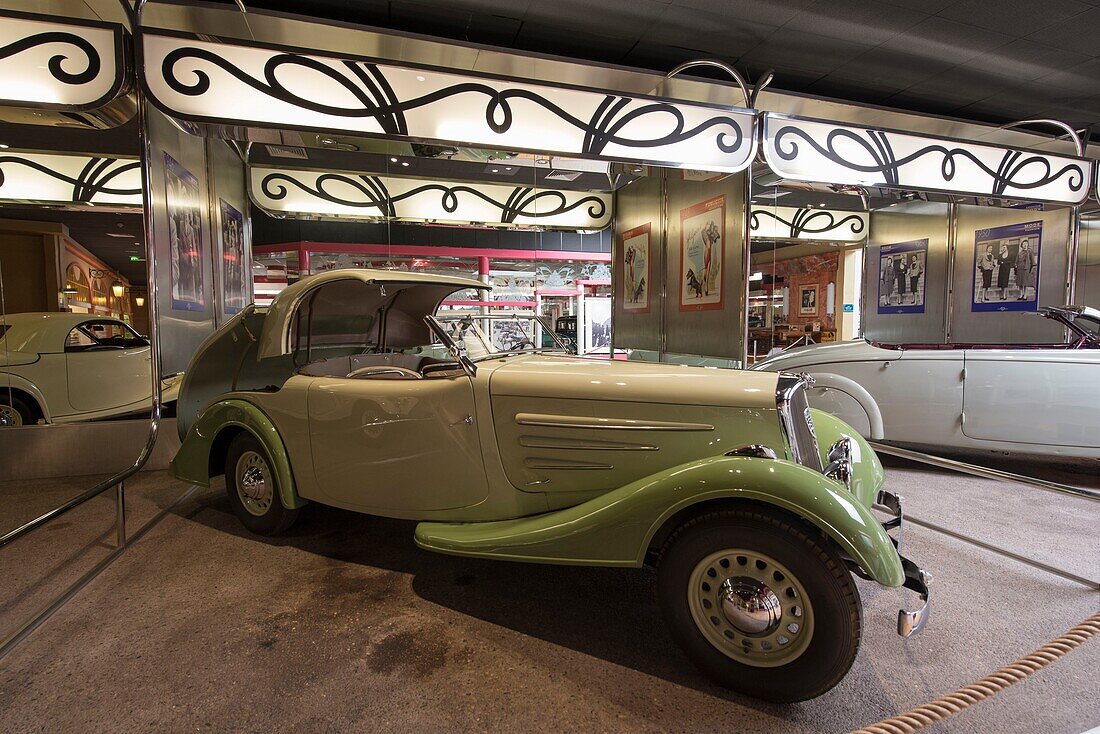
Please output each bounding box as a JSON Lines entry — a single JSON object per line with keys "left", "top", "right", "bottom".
{"left": 823, "top": 437, "right": 853, "bottom": 489}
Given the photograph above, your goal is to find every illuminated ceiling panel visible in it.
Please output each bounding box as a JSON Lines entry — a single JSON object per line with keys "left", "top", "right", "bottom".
{"left": 142, "top": 32, "right": 756, "bottom": 173}
{"left": 249, "top": 166, "right": 612, "bottom": 230}
{"left": 0, "top": 151, "right": 141, "bottom": 208}
{"left": 763, "top": 113, "right": 1092, "bottom": 206}
{"left": 750, "top": 205, "right": 867, "bottom": 242}
{"left": 0, "top": 12, "right": 127, "bottom": 111}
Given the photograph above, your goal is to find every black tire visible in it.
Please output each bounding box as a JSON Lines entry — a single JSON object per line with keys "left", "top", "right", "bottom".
{"left": 224, "top": 432, "right": 300, "bottom": 536}
{"left": 0, "top": 392, "right": 37, "bottom": 426}
{"left": 657, "top": 508, "right": 861, "bottom": 702}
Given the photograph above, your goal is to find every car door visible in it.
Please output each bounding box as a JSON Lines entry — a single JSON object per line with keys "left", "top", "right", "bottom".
{"left": 962, "top": 348, "right": 1100, "bottom": 449}
{"left": 64, "top": 320, "right": 151, "bottom": 413}
{"left": 306, "top": 371, "right": 489, "bottom": 514}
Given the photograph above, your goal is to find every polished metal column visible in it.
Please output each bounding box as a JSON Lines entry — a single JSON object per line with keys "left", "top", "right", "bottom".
{"left": 115, "top": 481, "right": 127, "bottom": 548}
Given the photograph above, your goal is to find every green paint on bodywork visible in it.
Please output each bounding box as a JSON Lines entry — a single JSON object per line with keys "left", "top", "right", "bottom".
{"left": 415, "top": 454, "right": 904, "bottom": 587}
{"left": 169, "top": 398, "right": 307, "bottom": 509}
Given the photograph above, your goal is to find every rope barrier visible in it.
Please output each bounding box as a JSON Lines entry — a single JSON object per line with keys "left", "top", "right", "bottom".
{"left": 852, "top": 611, "right": 1100, "bottom": 734}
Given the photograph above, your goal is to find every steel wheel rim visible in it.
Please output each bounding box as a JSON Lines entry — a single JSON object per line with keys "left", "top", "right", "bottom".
{"left": 687, "top": 548, "right": 815, "bottom": 668}
{"left": 235, "top": 450, "right": 273, "bottom": 517}
{"left": 0, "top": 404, "right": 22, "bottom": 427}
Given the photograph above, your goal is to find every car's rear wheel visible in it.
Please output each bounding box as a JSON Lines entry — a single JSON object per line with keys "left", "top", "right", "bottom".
{"left": 0, "top": 393, "right": 37, "bottom": 427}
{"left": 224, "top": 432, "right": 300, "bottom": 535}
{"left": 657, "top": 508, "right": 861, "bottom": 702}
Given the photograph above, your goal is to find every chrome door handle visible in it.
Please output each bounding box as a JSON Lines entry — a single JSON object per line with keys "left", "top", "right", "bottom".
{"left": 450, "top": 415, "right": 473, "bottom": 427}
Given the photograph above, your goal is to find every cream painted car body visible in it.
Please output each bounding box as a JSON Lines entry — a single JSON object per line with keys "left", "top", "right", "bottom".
{"left": 0, "top": 312, "right": 179, "bottom": 424}
{"left": 753, "top": 307, "right": 1100, "bottom": 460}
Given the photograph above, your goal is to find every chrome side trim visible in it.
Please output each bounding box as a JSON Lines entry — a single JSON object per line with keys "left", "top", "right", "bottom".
{"left": 523, "top": 458, "right": 613, "bottom": 470}
{"left": 519, "top": 435, "right": 659, "bottom": 451}
{"left": 515, "top": 413, "right": 714, "bottom": 431}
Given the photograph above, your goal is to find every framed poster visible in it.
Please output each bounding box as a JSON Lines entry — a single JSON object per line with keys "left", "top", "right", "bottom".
{"left": 878, "top": 238, "right": 928, "bottom": 315}
{"left": 799, "top": 284, "right": 819, "bottom": 316}
{"left": 679, "top": 195, "right": 725, "bottom": 312}
{"left": 622, "top": 223, "right": 651, "bottom": 313}
{"left": 584, "top": 297, "right": 612, "bottom": 353}
{"left": 219, "top": 199, "right": 247, "bottom": 315}
{"left": 164, "top": 153, "right": 206, "bottom": 312}
{"left": 972, "top": 220, "right": 1042, "bottom": 312}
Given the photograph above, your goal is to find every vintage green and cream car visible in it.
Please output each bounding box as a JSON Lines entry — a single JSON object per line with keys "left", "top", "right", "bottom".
{"left": 170, "top": 269, "right": 929, "bottom": 702}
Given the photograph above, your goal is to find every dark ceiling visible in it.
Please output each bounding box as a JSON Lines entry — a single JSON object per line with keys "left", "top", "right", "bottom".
{"left": 235, "top": 0, "right": 1100, "bottom": 138}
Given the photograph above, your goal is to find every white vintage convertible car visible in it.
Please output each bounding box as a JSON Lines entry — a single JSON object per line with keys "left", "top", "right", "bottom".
{"left": 754, "top": 306, "right": 1100, "bottom": 461}
{"left": 0, "top": 312, "right": 180, "bottom": 426}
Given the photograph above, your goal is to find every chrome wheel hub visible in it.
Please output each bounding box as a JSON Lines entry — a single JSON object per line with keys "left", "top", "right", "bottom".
{"left": 235, "top": 450, "right": 273, "bottom": 516}
{"left": 720, "top": 577, "right": 782, "bottom": 635}
{"left": 687, "top": 549, "right": 814, "bottom": 667}
{"left": 0, "top": 405, "right": 22, "bottom": 427}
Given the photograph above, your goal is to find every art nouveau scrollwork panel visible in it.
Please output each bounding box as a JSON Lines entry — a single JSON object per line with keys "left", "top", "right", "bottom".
{"left": 0, "top": 151, "right": 141, "bottom": 208}
{"left": 750, "top": 206, "right": 867, "bottom": 242}
{"left": 0, "top": 12, "right": 128, "bottom": 113}
{"left": 141, "top": 32, "right": 757, "bottom": 172}
{"left": 762, "top": 113, "right": 1092, "bottom": 205}
{"left": 249, "top": 166, "right": 613, "bottom": 230}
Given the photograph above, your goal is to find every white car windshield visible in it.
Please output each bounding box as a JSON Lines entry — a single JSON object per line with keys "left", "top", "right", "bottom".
{"left": 430, "top": 314, "right": 569, "bottom": 361}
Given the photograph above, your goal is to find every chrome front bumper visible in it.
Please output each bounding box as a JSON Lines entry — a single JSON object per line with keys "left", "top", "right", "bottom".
{"left": 877, "top": 490, "right": 931, "bottom": 638}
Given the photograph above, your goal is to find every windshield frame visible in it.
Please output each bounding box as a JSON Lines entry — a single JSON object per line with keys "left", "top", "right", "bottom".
{"left": 425, "top": 313, "right": 571, "bottom": 371}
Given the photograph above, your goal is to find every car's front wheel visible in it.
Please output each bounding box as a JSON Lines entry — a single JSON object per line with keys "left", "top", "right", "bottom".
{"left": 224, "top": 432, "right": 300, "bottom": 535}
{"left": 658, "top": 508, "right": 861, "bottom": 702}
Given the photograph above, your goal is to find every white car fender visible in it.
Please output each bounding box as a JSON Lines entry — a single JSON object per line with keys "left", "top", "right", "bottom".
{"left": 803, "top": 371, "right": 885, "bottom": 440}
{"left": 0, "top": 370, "right": 51, "bottom": 422}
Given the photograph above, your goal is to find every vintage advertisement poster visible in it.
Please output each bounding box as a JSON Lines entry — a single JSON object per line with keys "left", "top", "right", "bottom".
{"left": 679, "top": 195, "right": 725, "bottom": 311}
{"left": 878, "top": 238, "right": 928, "bottom": 315}
{"left": 799, "top": 284, "right": 819, "bottom": 316}
{"left": 972, "top": 220, "right": 1042, "bottom": 312}
{"left": 164, "top": 153, "right": 206, "bottom": 312}
{"left": 622, "top": 223, "right": 651, "bottom": 313}
{"left": 219, "top": 199, "right": 247, "bottom": 315}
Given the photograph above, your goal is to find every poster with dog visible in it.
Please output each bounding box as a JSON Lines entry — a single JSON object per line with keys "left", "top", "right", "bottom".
{"left": 622, "top": 223, "right": 651, "bottom": 313}
{"left": 679, "top": 196, "right": 725, "bottom": 311}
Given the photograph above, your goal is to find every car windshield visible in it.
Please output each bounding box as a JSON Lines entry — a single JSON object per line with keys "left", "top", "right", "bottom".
{"left": 429, "top": 314, "right": 570, "bottom": 361}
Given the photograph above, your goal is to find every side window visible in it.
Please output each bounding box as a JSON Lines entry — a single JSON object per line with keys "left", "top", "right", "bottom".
{"left": 65, "top": 321, "right": 148, "bottom": 352}
{"left": 65, "top": 327, "right": 98, "bottom": 351}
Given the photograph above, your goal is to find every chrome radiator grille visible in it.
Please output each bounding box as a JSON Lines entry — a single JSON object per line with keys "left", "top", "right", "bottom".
{"left": 776, "top": 374, "right": 823, "bottom": 472}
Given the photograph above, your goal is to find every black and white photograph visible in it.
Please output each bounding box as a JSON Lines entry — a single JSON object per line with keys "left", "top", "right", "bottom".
{"left": 878, "top": 238, "right": 928, "bottom": 314}
{"left": 219, "top": 199, "right": 247, "bottom": 315}
{"left": 972, "top": 221, "right": 1042, "bottom": 312}
{"left": 164, "top": 153, "right": 205, "bottom": 312}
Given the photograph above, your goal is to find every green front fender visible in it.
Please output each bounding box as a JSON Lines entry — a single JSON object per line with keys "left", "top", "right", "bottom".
{"left": 169, "top": 398, "right": 307, "bottom": 510}
{"left": 415, "top": 456, "right": 904, "bottom": 587}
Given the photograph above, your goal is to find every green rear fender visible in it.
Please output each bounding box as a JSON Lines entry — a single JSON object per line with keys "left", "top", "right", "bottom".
{"left": 415, "top": 456, "right": 904, "bottom": 587}
{"left": 169, "top": 398, "right": 307, "bottom": 510}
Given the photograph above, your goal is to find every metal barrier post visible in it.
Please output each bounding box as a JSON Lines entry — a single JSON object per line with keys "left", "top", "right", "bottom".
{"left": 115, "top": 481, "right": 126, "bottom": 549}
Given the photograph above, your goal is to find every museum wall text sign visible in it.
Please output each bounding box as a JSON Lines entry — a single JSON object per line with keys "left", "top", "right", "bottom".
{"left": 750, "top": 205, "right": 867, "bottom": 242}
{"left": 0, "top": 151, "right": 141, "bottom": 207}
{"left": 0, "top": 12, "right": 127, "bottom": 111}
{"left": 141, "top": 31, "right": 757, "bottom": 172}
{"left": 249, "top": 166, "right": 613, "bottom": 230}
{"left": 762, "top": 113, "right": 1092, "bottom": 206}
